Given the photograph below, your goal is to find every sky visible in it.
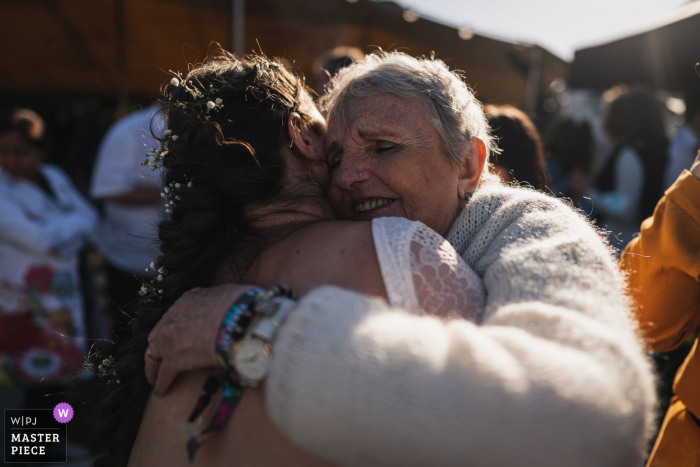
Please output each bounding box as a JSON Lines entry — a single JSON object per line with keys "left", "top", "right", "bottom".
{"left": 394, "top": 0, "right": 691, "bottom": 60}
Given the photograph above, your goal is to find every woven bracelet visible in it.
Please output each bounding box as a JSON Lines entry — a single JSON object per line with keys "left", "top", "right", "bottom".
{"left": 214, "top": 287, "right": 264, "bottom": 371}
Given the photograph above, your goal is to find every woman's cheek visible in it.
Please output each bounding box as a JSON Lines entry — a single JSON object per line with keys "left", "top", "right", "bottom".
{"left": 326, "top": 184, "right": 351, "bottom": 217}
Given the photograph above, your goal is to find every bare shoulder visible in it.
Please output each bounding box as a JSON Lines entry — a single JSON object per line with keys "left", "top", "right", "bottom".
{"left": 256, "top": 220, "right": 387, "bottom": 299}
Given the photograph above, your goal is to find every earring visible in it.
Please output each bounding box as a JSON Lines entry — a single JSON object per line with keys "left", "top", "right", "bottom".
{"left": 308, "top": 166, "right": 320, "bottom": 186}
{"left": 289, "top": 138, "right": 294, "bottom": 148}
{"left": 464, "top": 192, "right": 473, "bottom": 203}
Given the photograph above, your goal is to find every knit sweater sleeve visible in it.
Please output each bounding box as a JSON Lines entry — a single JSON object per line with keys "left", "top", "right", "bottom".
{"left": 264, "top": 186, "right": 655, "bottom": 467}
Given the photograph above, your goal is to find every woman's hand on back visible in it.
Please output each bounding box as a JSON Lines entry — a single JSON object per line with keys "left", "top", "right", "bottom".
{"left": 145, "top": 283, "right": 253, "bottom": 396}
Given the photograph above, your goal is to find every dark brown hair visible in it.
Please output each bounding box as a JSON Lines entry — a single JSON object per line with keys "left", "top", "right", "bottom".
{"left": 485, "top": 104, "right": 547, "bottom": 190}
{"left": 544, "top": 119, "right": 594, "bottom": 175}
{"left": 93, "top": 50, "right": 321, "bottom": 467}
{"left": 0, "top": 108, "right": 48, "bottom": 150}
{"left": 603, "top": 91, "right": 667, "bottom": 150}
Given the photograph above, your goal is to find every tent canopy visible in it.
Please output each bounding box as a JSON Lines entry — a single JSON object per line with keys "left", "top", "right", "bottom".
{"left": 570, "top": 1, "right": 700, "bottom": 95}
{"left": 0, "top": 0, "right": 567, "bottom": 107}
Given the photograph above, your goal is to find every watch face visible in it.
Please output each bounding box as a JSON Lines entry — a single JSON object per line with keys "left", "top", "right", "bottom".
{"left": 233, "top": 339, "right": 271, "bottom": 383}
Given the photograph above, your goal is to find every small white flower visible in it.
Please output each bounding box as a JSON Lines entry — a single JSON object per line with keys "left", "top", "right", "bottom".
{"left": 159, "top": 290, "right": 164, "bottom": 294}
{"left": 116, "top": 380, "right": 120, "bottom": 384}
{"left": 215, "top": 98, "right": 223, "bottom": 105}
{"left": 165, "top": 209, "right": 171, "bottom": 213}
{"left": 158, "top": 267, "right": 166, "bottom": 274}
{"left": 160, "top": 192, "right": 165, "bottom": 198}
{"left": 188, "top": 182, "right": 193, "bottom": 187}
{"left": 206, "top": 101, "right": 216, "bottom": 109}
{"left": 175, "top": 196, "right": 181, "bottom": 200}
{"left": 156, "top": 275, "right": 163, "bottom": 281}
{"left": 150, "top": 262, "right": 156, "bottom": 269}
{"left": 145, "top": 267, "right": 150, "bottom": 272}
{"left": 164, "top": 129, "right": 172, "bottom": 136}
{"left": 171, "top": 77, "right": 180, "bottom": 86}
{"left": 171, "top": 135, "right": 179, "bottom": 141}
{"left": 164, "top": 187, "right": 170, "bottom": 193}
{"left": 175, "top": 183, "right": 181, "bottom": 188}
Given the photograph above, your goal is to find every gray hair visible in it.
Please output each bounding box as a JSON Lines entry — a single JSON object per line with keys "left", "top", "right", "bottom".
{"left": 321, "top": 51, "right": 497, "bottom": 184}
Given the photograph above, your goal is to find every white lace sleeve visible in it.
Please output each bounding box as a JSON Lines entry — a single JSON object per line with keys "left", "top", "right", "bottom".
{"left": 372, "top": 217, "right": 484, "bottom": 321}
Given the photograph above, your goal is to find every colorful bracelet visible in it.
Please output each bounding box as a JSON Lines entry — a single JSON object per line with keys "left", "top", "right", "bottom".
{"left": 187, "top": 285, "right": 297, "bottom": 461}
{"left": 214, "top": 287, "right": 264, "bottom": 371}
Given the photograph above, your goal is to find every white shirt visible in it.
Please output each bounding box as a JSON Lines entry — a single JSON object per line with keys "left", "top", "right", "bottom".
{"left": 664, "top": 125, "right": 700, "bottom": 189}
{"left": 90, "top": 105, "right": 165, "bottom": 274}
{"left": 0, "top": 164, "right": 97, "bottom": 345}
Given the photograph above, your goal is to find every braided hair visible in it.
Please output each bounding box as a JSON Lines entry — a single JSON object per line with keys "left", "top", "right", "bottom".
{"left": 93, "top": 50, "right": 322, "bottom": 467}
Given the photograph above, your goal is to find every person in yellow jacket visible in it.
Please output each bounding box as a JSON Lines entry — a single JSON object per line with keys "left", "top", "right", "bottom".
{"left": 620, "top": 150, "right": 700, "bottom": 467}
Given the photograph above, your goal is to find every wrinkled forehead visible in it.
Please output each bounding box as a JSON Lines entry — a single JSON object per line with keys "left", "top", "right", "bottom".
{"left": 325, "top": 92, "right": 435, "bottom": 148}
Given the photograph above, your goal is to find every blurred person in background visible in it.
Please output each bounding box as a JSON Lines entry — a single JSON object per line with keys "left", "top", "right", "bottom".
{"left": 543, "top": 118, "right": 595, "bottom": 200}
{"left": 484, "top": 104, "right": 548, "bottom": 190}
{"left": 0, "top": 109, "right": 96, "bottom": 413}
{"left": 589, "top": 91, "right": 668, "bottom": 250}
{"left": 620, "top": 150, "right": 700, "bottom": 467}
{"left": 312, "top": 46, "right": 364, "bottom": 97}
{"left": 664, "top": 94, "right": 700, "bottom": 189}
{"left": 90, "top": 104, "right": 164, "bottom": 346}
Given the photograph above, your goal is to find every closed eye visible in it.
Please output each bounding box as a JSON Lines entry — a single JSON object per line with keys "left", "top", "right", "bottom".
{"left": 375, "top": 141, "right": 399, "bottom": 153}
{"left": 328, "top": 155, "right": 342, "bottom": 170}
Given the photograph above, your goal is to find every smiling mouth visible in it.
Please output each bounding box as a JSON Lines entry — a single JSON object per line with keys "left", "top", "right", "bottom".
{"left": 354, "top": 198, "right": 395, "bottom": 212}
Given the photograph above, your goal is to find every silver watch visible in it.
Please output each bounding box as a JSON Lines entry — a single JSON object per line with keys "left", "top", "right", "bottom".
{"left": 231, "top": 298, "right": 296, "bottom": 386}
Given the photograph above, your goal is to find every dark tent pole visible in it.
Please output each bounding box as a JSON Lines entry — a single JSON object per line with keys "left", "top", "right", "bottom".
{"left": 525, "top": 46, "right": 543, "bottom": 118}
{"left": 232, "top": 0, "right": 245, "bottom": 56}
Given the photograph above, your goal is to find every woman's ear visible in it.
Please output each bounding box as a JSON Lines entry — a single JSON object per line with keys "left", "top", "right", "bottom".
{"left": 457, "top": 138, "right": 486, "bottom": 198}
{"left": 287, "top": 113, "right": 324, "bottom": 161}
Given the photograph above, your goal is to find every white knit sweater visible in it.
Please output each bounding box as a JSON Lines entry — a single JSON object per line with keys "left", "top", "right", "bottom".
{"left": 265, "top": 185, "right": 656, "bottom": 467}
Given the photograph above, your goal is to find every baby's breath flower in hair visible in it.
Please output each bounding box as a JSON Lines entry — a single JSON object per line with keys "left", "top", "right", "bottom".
{"left": 98, "top": 355, "right": 120, "bottom": 384}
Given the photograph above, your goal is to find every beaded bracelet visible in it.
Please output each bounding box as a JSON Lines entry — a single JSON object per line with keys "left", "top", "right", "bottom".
{"left": 214, "top": 287, "right": 264, "bottom": 371}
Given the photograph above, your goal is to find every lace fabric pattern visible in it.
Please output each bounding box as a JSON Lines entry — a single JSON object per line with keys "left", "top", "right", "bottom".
{"left": 372, "top": 217, "right": 484, "bottom": 322}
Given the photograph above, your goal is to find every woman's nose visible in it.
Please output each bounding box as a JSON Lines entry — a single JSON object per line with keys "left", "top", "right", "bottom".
{"left": 334, "top": 157, "right": 370, "bottom": 190}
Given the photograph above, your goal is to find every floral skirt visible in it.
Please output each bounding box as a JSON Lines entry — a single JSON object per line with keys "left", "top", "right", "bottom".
{"left": 0, "top": 264, "right": 85, "bottom": 388}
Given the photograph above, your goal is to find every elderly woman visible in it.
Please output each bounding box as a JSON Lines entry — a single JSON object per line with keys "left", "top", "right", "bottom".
{"left": 112, "top": 52, "right": 653, "bottom": 467}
